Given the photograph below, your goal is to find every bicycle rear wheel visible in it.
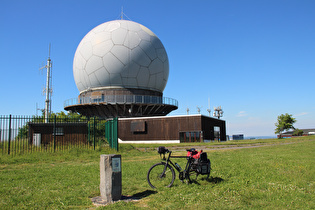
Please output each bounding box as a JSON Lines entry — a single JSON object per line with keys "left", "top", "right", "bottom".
{"left": 147, "top": 162, "right": 175, "bottom": 189}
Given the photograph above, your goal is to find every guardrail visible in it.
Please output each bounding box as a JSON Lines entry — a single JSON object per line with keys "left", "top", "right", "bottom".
{"left": 64, "top": 95, "right": 178, "bottom": 108}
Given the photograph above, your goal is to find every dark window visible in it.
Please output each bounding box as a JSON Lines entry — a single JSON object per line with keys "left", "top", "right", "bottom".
{"left": 130, "top": 121, "right": 146, "bottom": 134}
{"left": 53, "top": 127, "right": 64, "bottom": 136}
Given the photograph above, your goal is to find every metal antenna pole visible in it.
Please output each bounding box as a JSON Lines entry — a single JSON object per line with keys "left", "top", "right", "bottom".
{"left": 121, "top": 7, "right": 124, "bottom": 20}
{"left": 40, "top": 44, "right": 52, "bottom": 123}
{"left": 207, "top": 97, "right": 211, "bottom": 116}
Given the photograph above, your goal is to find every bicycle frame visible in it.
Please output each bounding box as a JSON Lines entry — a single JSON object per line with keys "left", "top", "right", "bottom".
{"left": 162, "top": 150, "right": 192, "bottom": 174}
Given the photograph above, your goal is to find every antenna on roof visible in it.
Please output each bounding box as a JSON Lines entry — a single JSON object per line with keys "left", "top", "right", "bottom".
{"left": 118, "top": 7, "right": 131, "bottom": 20}
{"left": 207, "top": 97, "right": 211, "bottom": 116}
{"left": 213, "top": 106, "right": 224, "bottom": 119}
{"left": 121, "top": 7, "right": 124, "bottom": 20}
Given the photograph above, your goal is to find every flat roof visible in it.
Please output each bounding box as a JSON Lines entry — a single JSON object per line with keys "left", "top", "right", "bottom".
{"left": 118, "top": 114, "right": 224, "bottom": 121}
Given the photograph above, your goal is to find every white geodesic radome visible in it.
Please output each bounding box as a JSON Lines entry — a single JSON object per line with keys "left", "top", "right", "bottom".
{"left": 73, "top": 20, "right": 169, "bottom": 94}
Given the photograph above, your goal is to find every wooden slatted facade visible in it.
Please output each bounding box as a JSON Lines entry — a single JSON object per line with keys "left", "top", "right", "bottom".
{"left": 28, "top": 122, "right": 88, "bottom": 146}
{"left": 118, "top": 114, "right": 226, "bottom": 143}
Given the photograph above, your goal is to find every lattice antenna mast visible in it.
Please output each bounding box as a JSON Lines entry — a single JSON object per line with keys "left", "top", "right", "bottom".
{"left": 39, "top": 44, "right": 53, "bottom": 123}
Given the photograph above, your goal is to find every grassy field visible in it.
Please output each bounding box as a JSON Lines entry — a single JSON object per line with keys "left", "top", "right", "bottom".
{"left": 0, "top": 136, "right": 314, "bottom": 209}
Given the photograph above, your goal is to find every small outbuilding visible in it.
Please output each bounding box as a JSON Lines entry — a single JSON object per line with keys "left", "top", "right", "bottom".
{"left": 278, "top": 128, "right": 315, "bottom": 138}
{"left": 28, "top": 122, "right": 88, "bottom": 146}
{"left": 118, "top": 114, "right": 226, "bottom": 143}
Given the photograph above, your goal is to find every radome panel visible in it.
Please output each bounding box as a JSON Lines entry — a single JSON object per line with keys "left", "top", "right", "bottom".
{"left": 73, "top": 20, "right": 169, "bottom": 93}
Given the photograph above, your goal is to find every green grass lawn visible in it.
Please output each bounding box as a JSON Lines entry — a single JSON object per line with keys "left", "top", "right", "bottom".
{"left": 0, "top": 136, "right": 314, "bottom": 209}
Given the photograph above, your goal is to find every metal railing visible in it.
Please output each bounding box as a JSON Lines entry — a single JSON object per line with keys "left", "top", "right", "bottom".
{"left": 64, "top": 95, "right": 178, "bottom": 108}
{"left": 0, "top": 115, "right": 108, "bottom": 155}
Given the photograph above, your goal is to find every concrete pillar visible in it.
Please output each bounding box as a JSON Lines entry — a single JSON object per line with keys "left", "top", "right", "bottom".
{"left": 100, "top": 154, "right": 122, "bottom": 202}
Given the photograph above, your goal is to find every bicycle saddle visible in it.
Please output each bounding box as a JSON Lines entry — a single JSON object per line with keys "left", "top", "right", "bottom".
{"left": 186, "top": 148, "right": 196, "bottom": 152}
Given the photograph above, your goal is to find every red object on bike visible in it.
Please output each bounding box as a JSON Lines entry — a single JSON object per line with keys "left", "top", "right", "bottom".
{"left": 187, "top": 149, "right": 203, "bottom": 159}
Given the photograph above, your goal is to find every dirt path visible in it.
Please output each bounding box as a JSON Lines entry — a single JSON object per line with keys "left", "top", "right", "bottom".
{"left": 136, "top": 142, "right": 298, "bottom": 153}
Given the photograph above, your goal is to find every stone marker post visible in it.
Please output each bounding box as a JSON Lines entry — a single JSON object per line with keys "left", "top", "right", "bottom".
{"left": 100, "top": 154, "right": 122, "bottom": 203}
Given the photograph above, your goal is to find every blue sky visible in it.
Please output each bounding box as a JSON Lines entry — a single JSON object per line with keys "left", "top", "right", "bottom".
{"left": 1, "top": 0, "right": 314, "bottom": 137}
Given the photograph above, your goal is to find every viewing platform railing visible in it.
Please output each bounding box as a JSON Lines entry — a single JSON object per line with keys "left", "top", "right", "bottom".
{"left": 64, "top": 95, "right": 178, "bottom": 108}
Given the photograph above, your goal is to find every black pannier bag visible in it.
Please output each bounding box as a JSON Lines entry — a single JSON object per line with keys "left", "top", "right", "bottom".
{"left": 198, "top": 152, "right": 211, "bottom": 175}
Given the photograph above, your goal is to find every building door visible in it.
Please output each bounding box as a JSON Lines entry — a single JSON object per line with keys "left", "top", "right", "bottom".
{"left": 214, "top": 126, "right": 220, "bottom": 141}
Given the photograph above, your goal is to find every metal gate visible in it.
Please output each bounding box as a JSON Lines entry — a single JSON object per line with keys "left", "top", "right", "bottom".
{"left": 105, "top": 118, "right": 118, "bottom": 151}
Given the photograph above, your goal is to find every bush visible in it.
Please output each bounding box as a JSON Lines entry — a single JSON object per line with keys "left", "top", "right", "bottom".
{"left": 293, "top": 129, "right": 304, "bottom": 136}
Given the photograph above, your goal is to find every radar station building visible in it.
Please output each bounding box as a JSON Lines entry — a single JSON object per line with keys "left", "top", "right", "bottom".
{"left": 64, "top": 19, "right": 226, "bottom": 142}
{"left": 64, "top": 20, "right": 177, "bottom": 118}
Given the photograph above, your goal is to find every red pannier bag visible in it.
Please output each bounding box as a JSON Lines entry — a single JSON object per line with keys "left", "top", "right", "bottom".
{"left": 186, "top": 148, "right": 203, "bottom": 159}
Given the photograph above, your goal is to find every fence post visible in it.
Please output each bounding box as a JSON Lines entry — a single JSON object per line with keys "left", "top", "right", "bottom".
{"left": 111, "top": 120, "right": 114, "bottom": 150}
{"left": 93, "top": 117, "right": 96, "bottom": 150}
{"left": 53, "top": 115, "right": 56, "bottom": 152}
{"left": 88, "top": 121, "right": 90, "bottom": 147}
{"left": 105, "top": 120, "right": 112, "bottom": 148}
{"left": 113, "top": 118, "right": 118, "bottom": 151}
{"left": 8, "top": 115, "right": 12, "bottom": 155}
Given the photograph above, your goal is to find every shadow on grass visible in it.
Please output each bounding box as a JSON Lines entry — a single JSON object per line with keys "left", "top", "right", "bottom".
{"left": 121, "top": 190, "right": 157, "bottom": 200}
{"left": 207, "top": 176, "right": 224, "bottom": 184}
{"left": 132, "top": 190, "right": 157, "bottom": 198}
{"left": 190, "top": 176, "right": 224, "bottom": 185}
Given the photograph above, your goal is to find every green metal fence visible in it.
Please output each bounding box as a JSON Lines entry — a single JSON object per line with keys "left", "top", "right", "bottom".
{"left": 105, "top": 118, "right": 118, "bottom": 151}
{"left": 0, "top": 115, "right": 116, "bottom": 155}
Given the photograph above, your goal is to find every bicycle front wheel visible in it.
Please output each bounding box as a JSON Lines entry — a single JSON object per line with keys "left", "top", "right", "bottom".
{"left": 147, "top": 162, "right": 175, "bottom": 189}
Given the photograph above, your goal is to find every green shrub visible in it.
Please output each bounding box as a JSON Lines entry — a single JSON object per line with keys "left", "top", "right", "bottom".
{"left": 292, "top": 129, "right": 304, "bottom": 136}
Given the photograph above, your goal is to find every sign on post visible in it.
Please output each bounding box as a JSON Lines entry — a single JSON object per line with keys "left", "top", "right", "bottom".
{"left": 100, "top": 154, "right": 122, "bottom": 203}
